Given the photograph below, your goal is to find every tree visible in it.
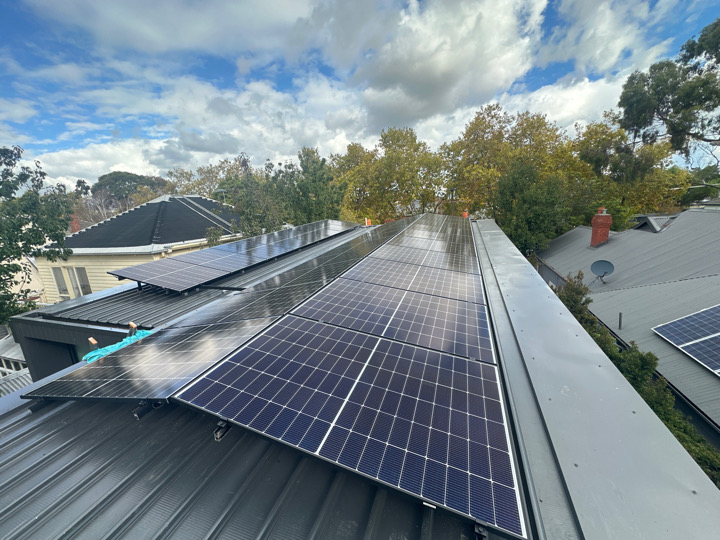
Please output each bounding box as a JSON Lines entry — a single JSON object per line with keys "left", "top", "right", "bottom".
{"left": 333, "top": 128, "right": 442, "bottom": 223}
{"left": 217, "top": 170, "right": 286, "bottom": 237}
{"left": 169, "top": 155, "right": 251, "bottom": 198}
{"left": 295, "top": 147, "right": 346, "bottom": 224}
{"left": 679, "top": 165, "right": 720, "bottom": 205}
{"left": 92, "top": 171, "right": 168, "bottom": 212}
{"left": 618, "top": 18, "right": 720, "bottom": 155}
{"left": 0, "top": 146, "right": 86, "bottom": 323}
{"left": 494, "top": 162, "right": 568, "bottom": 254}
{"left": 446, "top": 105, "right": 570, "bottom": 216}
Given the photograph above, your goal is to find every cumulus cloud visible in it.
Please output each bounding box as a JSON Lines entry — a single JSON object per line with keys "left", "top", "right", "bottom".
{"left": 499, "top": 75, "right": 627, "bottom": 134}
{"left": 4, "top": 0, "right": 705, "bottom": 186}
{"left": 295, "top": 0, "right": 547, "bottom": 129}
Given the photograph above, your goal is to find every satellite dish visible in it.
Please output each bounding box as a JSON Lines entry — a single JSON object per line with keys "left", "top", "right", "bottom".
{"left": 591, "top": 260, "right": 615, "bottom": 283}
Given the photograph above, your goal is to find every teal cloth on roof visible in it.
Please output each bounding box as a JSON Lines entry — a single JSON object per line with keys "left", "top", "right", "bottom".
{"left": 83, "top": 330, "right": 154, "bottom": 363}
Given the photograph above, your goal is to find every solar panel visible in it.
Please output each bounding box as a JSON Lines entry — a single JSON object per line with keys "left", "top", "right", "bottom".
{"left": 293, "top": 278, "right": 494, "bottom": 363}
{"left": 109, "top": 219, "right": 359, "bottom": 292}
{"left": 175, "top": 315, "right": 525, "bottom": 537}
{"left": 653, "top": 304, "right": 720, "bottom": 374}
{"left": 23, "top": 317, "right": 277, "bottom": 400}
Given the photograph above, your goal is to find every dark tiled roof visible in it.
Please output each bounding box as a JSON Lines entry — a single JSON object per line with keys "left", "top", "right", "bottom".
{"left": 63, "top": 195, "right": 241, "bottom": 249}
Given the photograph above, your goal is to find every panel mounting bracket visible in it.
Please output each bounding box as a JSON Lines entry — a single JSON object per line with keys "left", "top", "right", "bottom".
{"left": 213, "top": 420, "right": 231, "bottom": 441}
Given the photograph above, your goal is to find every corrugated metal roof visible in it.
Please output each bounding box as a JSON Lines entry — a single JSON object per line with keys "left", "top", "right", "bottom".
{"left": 588, "top": 275, "right": 720, "bottom": 426}
{"left": 537, "top": 209, "right": 720, "bottom": 294}
{"left": 0, "top": 369, "right": 31, "bottom": 396}
{"left": 0, "top": 398, "right": 475, "bottom": 540}
{"left": 537, "top": 208, "right": 720, "bottom": 429}
{"left": 0, "top": 335, "right": 24, "bottom": 363}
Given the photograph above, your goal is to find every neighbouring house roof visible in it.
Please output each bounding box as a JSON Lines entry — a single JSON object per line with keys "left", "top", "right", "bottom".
{"left": 537, "top": 207, "right": 720, "bottom": 431}
{"left": 4, "top": 215, "right": 720, "bottom": 539}
{"left": 0, "top": 334, "right": 24, "bottom": 363}
{"left": 53, "top": 195, "right": 244, "bottom": 254}
{"left": 0, "top": 368, "right": 31, "bottom": 396}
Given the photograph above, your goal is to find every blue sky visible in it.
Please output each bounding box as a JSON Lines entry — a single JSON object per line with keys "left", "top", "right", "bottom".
{"left": 0, "top": 0, "right": 717, "bottom": 186}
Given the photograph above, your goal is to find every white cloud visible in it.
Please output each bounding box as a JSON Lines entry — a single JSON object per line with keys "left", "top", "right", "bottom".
{"left": 539, "top": 0, "right": 677, "bottom": 74}
{"left": 498, "top": 75, "right": 627, "bottom": 134}
{"left": 25, "top": 0, "right": 313, "bottom": 57}
{"left": 295, "top": 0, "right": 548, "bottom": 129}
{"left": 0, "top": 97, "right": 37, "bottom": 123}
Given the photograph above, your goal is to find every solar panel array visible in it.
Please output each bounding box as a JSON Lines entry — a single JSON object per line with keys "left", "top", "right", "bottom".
{"left": 176, "top": 214, "right": 526, "bottom": 537}
{"left": 24, "top": 317, "right": 277, "bottom": 400}
{"left": 109, "top": 219, "right": 358, "bottom": 292}
{"left": 24, "top": 217, "right": 421, "bottom": 402}
{"left": 653, "top": 304, "right": 720, "bottom": 373}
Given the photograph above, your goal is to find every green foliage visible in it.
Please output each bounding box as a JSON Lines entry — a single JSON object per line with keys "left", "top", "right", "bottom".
{"left": 333, "top": 128, "right": 444, "bottom": 223}
{"left": 680, "top": 165, "right": 720, "bottom": 205}
{"left": 92, "top": 171, "right": 169, "bottom": 211}
{"left": 555, "top": 273, "right": 720, "bottom": 487}
{"left": 217, "top": 169, "right": 286, "bottom": 237}
{"left": 295, "top": 147, "right": 346, "bottom": 224}
{"left": 205, "top": 226, "right": 222, "bottom": 247}
{"left": 618, "top": 18, "right": 720, "bottom": 155}
{"left": 0, "top": 146, "right": 84, "bottom": 323}
{"left": 494, "top": 162, "right": 568, "bottom": 254}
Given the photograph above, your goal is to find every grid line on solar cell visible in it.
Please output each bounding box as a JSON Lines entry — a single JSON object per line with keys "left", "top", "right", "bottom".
{"left": 175, "top": 315, "right": 524, "bottom": 537}
{"left": 293, "top": 278, "right": 494, "bottom": 363}
{"left": 344, "top": 257, "right": 485, "bottom": 304}
{"left": 653, "top": 304, "right": 720, "bottom": 346}
{"left": 24, "top": 317, "right": 278, "bottom": 400}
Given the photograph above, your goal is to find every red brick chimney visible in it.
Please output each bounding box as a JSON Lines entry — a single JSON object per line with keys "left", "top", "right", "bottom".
{"left": 591, "top": 207, "right": 612, "bottom": 247}
{"left": 70, "top": 213, "right": 82, "bottom": 234}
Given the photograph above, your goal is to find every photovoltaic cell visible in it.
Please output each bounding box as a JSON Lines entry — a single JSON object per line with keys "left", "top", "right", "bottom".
{"left": 175, "top": 315, "right": 524, "bottom": 536}
{"left": 653, "top": 304, "right": 720, "bottom": 375}
{"left": 293, "top": 278, "right": 494, "bottom": 363}
{"left": 24, "top": 317, "right": 277, "bottom": 400}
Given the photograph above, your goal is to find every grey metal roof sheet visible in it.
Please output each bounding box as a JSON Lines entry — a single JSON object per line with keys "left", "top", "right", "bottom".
{"left": 475, "top": 219, "right": 720, "bottom": 539}
{"left": 537, "top": 209, "right": 720, "bottom": 294}
{"left": 0, "top": 398, "right": 474, "bottom": 540}
{"left": 0, "top": 369, "right": 31, "bottom": 396}
{"left": 0, "top": 335, "right": 24, "bottom": 363}
{"left": 588, "top": 275, "right": 720, "bottom": 426}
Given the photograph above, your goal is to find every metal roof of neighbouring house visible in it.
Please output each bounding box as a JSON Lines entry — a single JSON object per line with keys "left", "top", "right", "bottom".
{"left": 3, "top": 215, "right": 720, "bottom": 539}
{"left": 0, "top": 368, "right": 32, "bottom": 396}
{"left": 57, "top": 195, "right": 244, "bottom": 252}
{"left": 537, "top": 207, "right": 720, "bottom": 431}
